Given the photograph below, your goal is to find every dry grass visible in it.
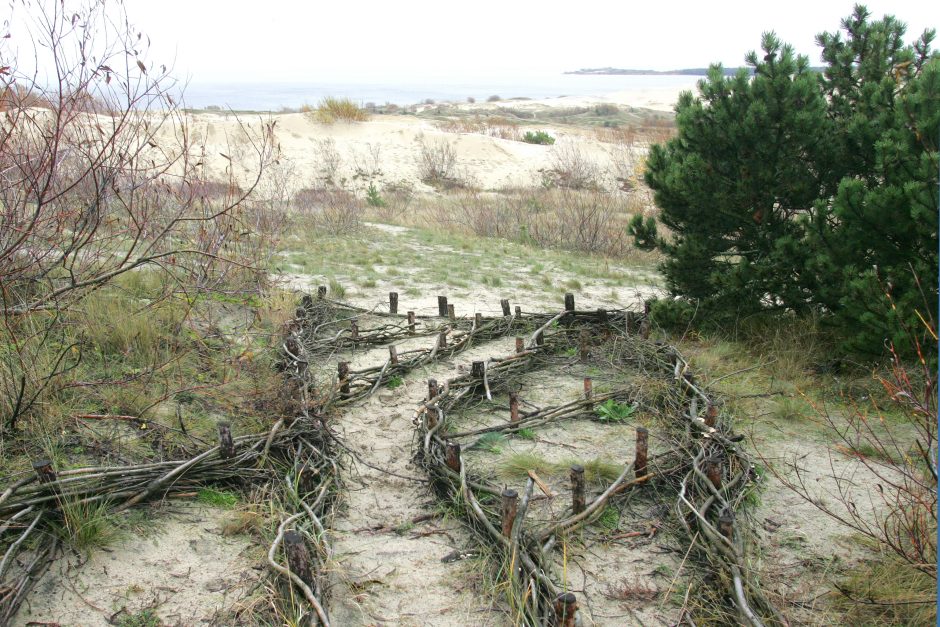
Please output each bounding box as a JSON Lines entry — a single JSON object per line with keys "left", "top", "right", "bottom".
{"left": 303, "top": 97, "right": 369, "bottom": 124}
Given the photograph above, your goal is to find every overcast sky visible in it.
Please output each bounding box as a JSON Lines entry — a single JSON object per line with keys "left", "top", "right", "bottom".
{"left": 10, "top": 1, "right": 940, "bottom": 83}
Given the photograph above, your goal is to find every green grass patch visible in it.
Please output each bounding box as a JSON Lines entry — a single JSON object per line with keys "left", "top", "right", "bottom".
{"left": 328, "top": 278, "right": 346, "bottom": 299}
{"left": 197, "top": 488, "right": 239, "bottom": 509}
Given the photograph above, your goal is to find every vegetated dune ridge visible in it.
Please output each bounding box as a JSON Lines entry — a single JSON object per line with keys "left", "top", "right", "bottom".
{"left": 174, "top": 89, "right": 684, "bottom": 196}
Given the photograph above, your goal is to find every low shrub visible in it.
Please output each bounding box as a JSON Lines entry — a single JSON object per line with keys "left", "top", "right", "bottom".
{"left": 305, "top": 97, "right": 368, "bottom": 124}
{"left": 522, "top": 130, "right": 555, "bottom": 145}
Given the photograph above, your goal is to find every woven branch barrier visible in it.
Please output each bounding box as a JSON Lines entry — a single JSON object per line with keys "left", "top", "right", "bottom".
{"left": 0, "top": 289, "right": 781, "bottom": 626}
{"left": 413, "top": 305, "right": 784, "bottom": 626}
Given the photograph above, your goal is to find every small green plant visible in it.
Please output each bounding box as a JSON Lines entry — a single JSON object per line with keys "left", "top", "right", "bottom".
{"left": 386, "top": 375, "right": 403, "bottom": 389}
{"left": 365, "top": 183, "right": 385, "bottom": 207}
{"left": 595, "top": 399, "right": 636, "bottom": 423}
{"left": 522, "top": 130, "right": 556, "bottom": 145}
{"left": 596, "top": 505, "right": 620, "bottom": 530}
{"left": 474, "top": 432, "right": 505, "bottom": 454}
{"left": 196, "top": 488, "right": 238, "bottom": 509}
{"left": 115, "top": 608, "right": 161, "bottom": 627}
{"left": 53, "top": 497, "right": 121, "bottom": 553}
{"left": 515, "top": 428, "right": 536, "bottom": 440}
{"left": 328, "top": 278, "right": 346, "bottom": 299}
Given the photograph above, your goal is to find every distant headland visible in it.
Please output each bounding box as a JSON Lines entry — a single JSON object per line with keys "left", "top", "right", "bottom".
{"left": 565, "top": 67, "right": 750, "bottom": 76}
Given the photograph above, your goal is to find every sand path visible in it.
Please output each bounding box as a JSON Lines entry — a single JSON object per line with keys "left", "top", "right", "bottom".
{"left": 327, "top": 336, "right": 517, "bottom": 626}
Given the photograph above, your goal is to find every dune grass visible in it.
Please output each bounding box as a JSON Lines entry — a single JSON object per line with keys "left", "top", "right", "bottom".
{"left": 305, "top": 97, "right": 369, "bottom": 124}
{"left": 496, "top": 452, "right": 622, "bottom": 483}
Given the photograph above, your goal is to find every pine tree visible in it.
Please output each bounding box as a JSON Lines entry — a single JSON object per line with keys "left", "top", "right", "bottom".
{"left": 633, "top": 5, "right": 939, "bottom": 356}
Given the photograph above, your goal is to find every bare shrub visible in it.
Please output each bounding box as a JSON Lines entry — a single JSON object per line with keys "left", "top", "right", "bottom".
{"left": 313, "top": 138, "right": 343, "bottom": 187}
{"left": 350, "top": 142, "right": 383, "bottom": 181}
{"left": 416, "top": 134, "right": 467, "bottom": 189}
{"left": 773, "top": 299, "right": 937, "bottom": 612}
{"left": 293, "top": 188, "right": 362, "bottom": 235}
{"left": 543, "top": 142, "right": 602, "bottom": 190}
{"left": 0, "top": 1, "right": 275, "bottom": 431}
{"left": 436, "top": 116, "right": 523, "bottom": 141}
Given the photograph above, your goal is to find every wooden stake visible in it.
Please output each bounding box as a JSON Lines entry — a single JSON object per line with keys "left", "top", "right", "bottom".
{"left": 570, "top": 465, "right": 585, "bottom": 514}
{"left": 514, "top": 305, "right": 522, "bottom": 317}
{"left": 578, "top": 329, "right": 590, "bottom": 362}
{"left": 535, "top": 331, "right": 544, "bottom": 346}
{"left": 706, "top": 459, "right": 722, "bottom": 490}
{"left": 218, "top": 422, "right": 235, "bottom": 459}
{"left": 515, "top": 337, "right": 525, "bottom": 353}
{"left": 428, "top": 379, "right": 439, "bottom": 400}
{"left": 32, "top": 459, "right": 56, "bottom": 484}
{"left": 564, "top": 293, "right": 575, "bottom": 311}
{"left": 719, "top": 509, "right": 734, "bottom": 541}
{"left": 438, "top": 331, "right": 447, "bottom": 349}
{"left": 447, "top": 303, "right": 456, "bottom": 321}
{"left": 501, "top": 299, "right": 511, "bottom": 316}
{"left": 583, "top": 377, "right": 592, "bottom": 399}
{"left": 407, "top": 311, "right": 416, "bottom": 334}
{"left": 635, "top": 427, "right": 649, "bottom": 476}
{"left": 317, "top": 285, "right": 327, "bottom": 299}
{"left": 438, "top": 295, "right": 448, "bottom": 317}
{"left": 596, "top": 308, "right": 608, "bottom": 323}
{"left": 501, "top": 488, "right": 518, "bottom": 537}
{"left": 509, "top": 391, "right": 520, "bottom": 423}
{"left": 705, "top": 403, "right": 718, "bottom": 428}
{"left": 350, "top": 318, "right": 359, "bottom": 343}
{"left": 625, "top": 311, "right": 634, "bottom": 335}
{"left": 639, "top": 317, "right": 651, "bottom": 340}
{"left": 475, "top": 312, "right": 483, "bottom": 328}
{"left": 283, "top": 530, "right": 314, "bottom": 587}
{"left": 554, "top": 592, "right": 578, "bottom": 627}
{"left": 389, "top": 345, "right": 399, "bottom": 365}
{"left": 338, "top": 362, "right": 350, "bottom": 399}
{"left": 445, "top": 442, "right": 461, "bottom": 472}
{"left": 389, "top": 291, "right": 399, "bottom": 314}
{"left": 471, "top": 361, "right": 485, "bottom": 379}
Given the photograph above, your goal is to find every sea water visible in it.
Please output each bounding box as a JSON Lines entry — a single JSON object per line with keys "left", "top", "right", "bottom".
{"left": 175, "top": 72, "right": 700, "bottom": 111}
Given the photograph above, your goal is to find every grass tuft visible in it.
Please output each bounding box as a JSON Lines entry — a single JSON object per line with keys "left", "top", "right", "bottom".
{"left": 196, "top": 488, "right": 239, "bottom": 509}
{"left": 305, "top": 97, "right": 368, "bottom": 123}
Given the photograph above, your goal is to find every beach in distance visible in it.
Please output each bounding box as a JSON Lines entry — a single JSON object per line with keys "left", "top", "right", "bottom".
{"left": 179, "top": 72, "right": 700, "bottom": 111}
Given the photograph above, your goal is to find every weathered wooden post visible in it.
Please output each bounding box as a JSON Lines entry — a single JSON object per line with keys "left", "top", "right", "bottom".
{"left": 474, "top": 312, "right": 483, "bottom": 328}
{"left": 535, "top": 330, "right": 545, "bottom": 346}
{"left": 509, "top": 391, "right": 520, "bottom": 424}
{"left": 719, "top": 509, "right": 734, "bottom": 541}
{"left": 596, "top": 308, "right": 608, "bottom": 323}
{"left": 32, "top": 459, "right": 56, "bottom": 484}
{"left": 625, "top": 311, "right": 634, "bottom": 335}
{"left": 635, "top": 426, "right": 649, "bottom": 476}
{"left": 553, "top": 592, "right": 578, "bottom": 627}
{"left": 515, "top": 337, "right": 525, "bottom": 353}
{"left": 447, "top": 303, "right": 456, "bottom": 321}
{"left": 570, "top": 465, "right": 585, "bottom": 514}
{"left": 639, "top": 317, "right": 651, "bottom": 340}
{"left": 389, "top": 345, "right": 399, "bottom": 365}
{"left": 564, "top": 293, "right": 575, "bottom": 311}
{"left": 317, "top": 285, "right": 327, "bottom": 299}
{"left": 283, "top": 530, "right": 314, "bottom": 587}
{"left": 578, "top": 329, "right": 590, "bottom": 362}
{"left": 705, "top": 403, "right": 718, "bottom": 428}
{"left": 300, "top": 294, "right": 313, "bottom": 309}
{"left": 389, "top": 291, "right": 399, "bottom": 314}
{"left": 350, "top": 318, "right": 359, "bottom": 343}
{"left": 471, "top": 361, "right": 485, "bottom": 379}
{"left": 218, "top": 422, "right": 235, "bottom": 459}
{"left": 338, "top": 362, "right": 350, "bottom": 399}
{"left": 438, "top": 295, "right": 448, "bottom": 317}
{"left": 501, "top": 299, "right": 511, "bottom": 316}
{"left": 445, "top": 442, "right": 461, "bottom": 472}
{"left": 438, "top": 331, "right": 448, "bottom": 349}
{"left": 514, "top": 305, "right": 522, "bottom": 317}
{"left": 501, "top": 488, "right": 518, "bottom": 537}
{"left": 583, "top": 377, "right": 593, "bottom": 400}
{"left": 428, "top": 379, "right": 439, "bottom": 400}
{"left": 427, "top": 379, "right": 440, "bottom": 429}
{"left": 407, "top": 311, "right": 416, "bottom": 334}
{"left": 706, "top": 458, "right": 722, "bottom": 490}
